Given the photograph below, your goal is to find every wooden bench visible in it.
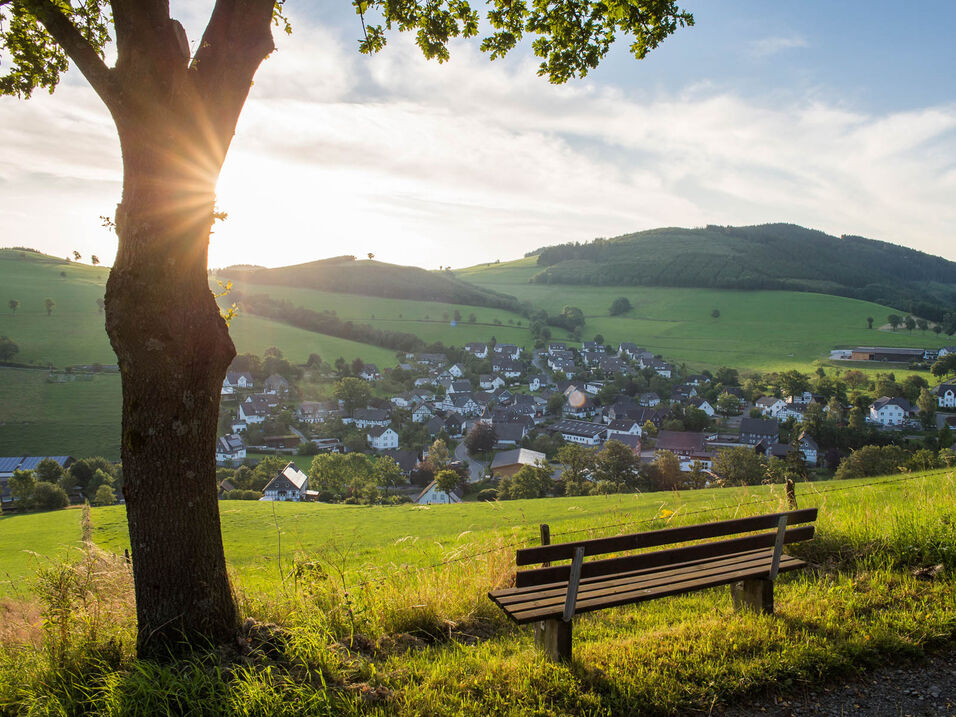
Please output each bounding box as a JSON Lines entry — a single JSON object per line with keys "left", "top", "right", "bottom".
{"left": 488, "top": 508, "right": 818, "bottom": 661}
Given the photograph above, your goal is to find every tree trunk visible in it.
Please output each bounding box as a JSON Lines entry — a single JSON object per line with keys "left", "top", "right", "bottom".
{"left": 104, "top": 126, "right": 238, "bottom": 659}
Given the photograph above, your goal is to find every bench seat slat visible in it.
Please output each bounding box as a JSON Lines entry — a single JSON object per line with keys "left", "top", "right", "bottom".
{"left": 515, "top": 525, "right": 814, "bottom": 588}
{"left": 491, "top": 547, "right": 780, "bottom": 607}
{"left": 501, "top": 556, "right": 807, "bottom": 624}
{"left": 499, "top": 552, "right": 803, "bottom": 619}
{"left": 516, "top": 508, "right": 818, "bottom": 566}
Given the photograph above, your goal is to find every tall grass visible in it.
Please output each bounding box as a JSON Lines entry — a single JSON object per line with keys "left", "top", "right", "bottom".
{"left": 1, "top": 471, "right": 954, "bottom": 715}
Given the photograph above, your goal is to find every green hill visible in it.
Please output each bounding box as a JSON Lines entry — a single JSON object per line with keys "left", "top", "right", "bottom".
{"left": 526, "top": 223, "right": 956, "bottom": 320}
{"left": 218, "top": 255, "right": 521, "bottom": 311}
{"left": 459, "top": 257, "right": 951, "bottom": 373}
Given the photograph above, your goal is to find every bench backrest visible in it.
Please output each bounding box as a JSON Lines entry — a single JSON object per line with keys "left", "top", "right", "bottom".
{"left": 514, "top": 508, "right": 817, "bottom": 588}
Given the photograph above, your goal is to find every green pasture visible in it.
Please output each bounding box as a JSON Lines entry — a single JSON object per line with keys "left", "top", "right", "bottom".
{"left": 0, "top": 368, "right": 122, "bottom": 459}
{"left": 225, "top": 313, "right": 398, "bottom": 367}
{"left": 0, "top": 507, "right": 84, "bottom": 599}
{"left": 458, "top": 258, "right": 950, "bottom": 372}
{"left": 79, "top": 468, "right": 954, "bottom": 595}
{"left": 225, "top": 280, "right": 571, "bottom": 349}
{"left": 2, "top": 469, "right": 954, "bottom": 714}
{"left": 0, "top": 250, "right": 114, "bottom": 366}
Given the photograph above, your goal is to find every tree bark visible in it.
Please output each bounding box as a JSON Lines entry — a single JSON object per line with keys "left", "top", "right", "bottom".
{"left": 105, "top": 131, "right": 239, "bottom": 657}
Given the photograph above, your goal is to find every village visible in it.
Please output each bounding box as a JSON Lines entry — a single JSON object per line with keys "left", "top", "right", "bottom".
{"left": 202, "top": 340, "right": 956, "bottom": 505}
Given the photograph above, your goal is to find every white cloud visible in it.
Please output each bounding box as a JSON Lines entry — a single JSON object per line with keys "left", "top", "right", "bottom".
{"left": 748, "top": 35, "right": 809, "bottom": 58}
{"left": 1, "top": 17, "right": 954, "bottom": 271}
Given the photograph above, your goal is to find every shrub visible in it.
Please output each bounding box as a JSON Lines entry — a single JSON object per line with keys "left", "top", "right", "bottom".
{"left": 31, "top": 481, "right": 69, "bottom": 511}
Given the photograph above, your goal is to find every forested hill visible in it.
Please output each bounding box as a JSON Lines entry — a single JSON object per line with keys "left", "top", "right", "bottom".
{"left": 527, "top": 224, "right": 956, "bottom": 319}
{"left": 217, "top": 256, "right": 521, "bottom": 311}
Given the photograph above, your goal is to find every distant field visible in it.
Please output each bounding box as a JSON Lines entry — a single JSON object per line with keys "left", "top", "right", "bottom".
{"left": 0, "top": 368, "right": 121, "bottom": 459}
{"left": 0, "top": 250, "right": 114, "bottom": 366}
{"left": 226, "top": 313, "right": 398, "bottom": 367}
{"left": 227, "top": 280, "right": 571, "bottom": 349}
{"left": 459, "top": 258, "right": 950, "bottom": 372}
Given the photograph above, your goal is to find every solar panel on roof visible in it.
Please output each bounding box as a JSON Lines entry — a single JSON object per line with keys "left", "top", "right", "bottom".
{"left": 0, "top": 457, "right": 25, "bottom": 473}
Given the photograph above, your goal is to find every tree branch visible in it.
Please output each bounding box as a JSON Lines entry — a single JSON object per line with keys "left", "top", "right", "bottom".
{"left": 17, "top": 0, "right": 116, "bottom": 105}
{"left": 190, "top": 0, "right": 275, "bottom": 144}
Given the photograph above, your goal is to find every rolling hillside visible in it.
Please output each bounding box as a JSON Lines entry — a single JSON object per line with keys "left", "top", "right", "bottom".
{"left": 458, "top": 257, "right": 951, "bottom": 372}
{"left": 525, "top": 223, "right": 956, "bottom": 319}
{"left": 217, "top": 255, "right": 521, "bottom": 311}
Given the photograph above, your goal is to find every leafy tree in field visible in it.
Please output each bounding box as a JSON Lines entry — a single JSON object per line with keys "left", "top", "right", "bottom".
{"left": 8, "top": 299, "right": 19, "bottom": 315}
{"left": 716, "top": 391, "right": 741, "bottom": 416}
{"left": 939, "top": 425, "right": 954, "bottom": 450}
{"left": 0, "top": 0, "right": 692, "bottom": 658}
{"left": 593, "top": 334, "right": 604, "bottom": 345}
{"left": 916, "top": 318, "right": 928, "bottom": 332}
{"left": 778, "top": 369, "right": 810, "bottom": 398}
{"left": 557, "top": 443, "right": 595, "bottom": 495}
{"left": 34, "top": 458, "right": 65, "bottom": 485}
{"left": 0, "top": 336, "right": 18, "bottom": 361}
{"left": 848, "top": 407, "right": 865, "bottom": 431}
{"left": 609, "top": 297, "right": 632, "bottom": 316}
{"left": 904, "top": 315, "right": 916, "bottom": 333}
{"left": 334, "top": 377, "right": 371, "bottom": 414}
{"left": 934, "top": 325, "right": 943, "bottom": 336}
{"left": 931, "top": 354, "right": 956, "bottom": 378}
{"left": 426, "top": 439, "right": 452, "bottom": 472}
{"left": 464, "top": 422, "right": 496, "bottom": 455}
{"left": 834, "top": 445, "right": 906, "bottom": 480}
{"left": 712, "top": 447, "right": 764, "bottom": 486}
{"left": 887, "top": 314, "right": 902, "bottom": 331}
{"left": 9, "top": 469, "right": 36, "bottom": 508}
{"left": 373, "top": 456, "right": 407, "bottom": 495}
{"left": 711, "top": 309, "right": 720, "bottom": 319}
{"left": 93, "top": 484, "right": 116, "bottom": 506}
{"left": 547, "top": 393, "right": 566, "bottom": 415}
{"left": 650, "top": 450, "right": 682, "bottom": 491}
{"left": 96, "top": 297, "right": 105, "bottom": 313}
{"left": 866, "top": 316, "right": 873, "bottom": 329}
{"left": 32, "top": 481, "right": 69, "bottom": 510}
{"left": 917, "top": 387, "right": 936, "bottom": 428}
{"left": 72, "top": 251, "right": 81, "bottom": 262}
{"left": 499, "top": 463, "right": 552, "bottom": 499}
{"left": 642, "top": 419, "right": 658, "bottom": 437}
{"left": 43, "top": 298, "right": 55, "bottom": 316}
{"left": 593, "top": 440, "right": 640, "bottom": 490}
{"left": 351, "top": 358, "right": 365, "bottom": 376}
{"left": 435, "top": 468, "right": 461, "bottom": 500}
{"left": 91, "top": 255, "right": 100, "bottom": 266}
{"left": 715, "top": 366, "right": 739, "bottom": 386}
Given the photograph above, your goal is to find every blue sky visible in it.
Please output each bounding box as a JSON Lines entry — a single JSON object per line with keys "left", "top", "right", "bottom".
{"left": 0, "top": 1, "right": 954, "bottom": 268}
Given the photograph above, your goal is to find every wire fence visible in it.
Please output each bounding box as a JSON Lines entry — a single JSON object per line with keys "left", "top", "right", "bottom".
{"left": 339, "top": 468, "right": 953, "bottom": 592}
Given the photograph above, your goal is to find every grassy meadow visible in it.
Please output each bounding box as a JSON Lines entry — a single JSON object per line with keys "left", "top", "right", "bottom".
{"left": 225, "top": 280, "right": 568, "bottom": 349}
{"left": 0, "top": 468, "right": 954, "bottom": 713}
{"left": 0, "top": 368, "right": 122, "bottom": 459}
{"left": 458, "top": 257, "right": 951, "bottom": 373}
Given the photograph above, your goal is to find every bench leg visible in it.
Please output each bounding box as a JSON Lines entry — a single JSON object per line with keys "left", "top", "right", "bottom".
{"left": 731, "top": 578, "right": 774, "bottom": 615}
{"left": 534, "top": 619, "right": 572, "bottom": 662}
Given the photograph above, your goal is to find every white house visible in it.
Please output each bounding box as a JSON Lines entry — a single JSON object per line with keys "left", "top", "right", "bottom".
{"left": 493, "top": 343, "right": 521, "bottom": 360}
{"left": 528, "top": 375, "right": 546, "bottom": 392}
{"left": 261, "top": 463, "right": 310, "bottom": 502}
{"left": 869, "top": 397, "right": 914, "bottom": 426}
{"left": 367, "top": 426, "right": 399, "bottom": 451}
{"left": 938, "top": 347, "right": 956, "bottom": 357}
{"left": 415, "top": 480, "right": 463, "bottom": 505}
{"left": 798, "top": 432, "right": 818, "bottom": 465}
{"left": 222, "top": 371, "right": 253, "bottom": 394}
{"left": 263, "top": 373, "right": 290, "bottom": 395}
{"left": 755, "top": 396, "right": 786, "bottom": 418}
{"left": 412, "top": 404, "right": 435, "bottom": 423}
{"left": 238, "top": 395, "right": 272, "bottom": 424}
{"left": 215, "top": 434, "right": 246, "bottom": 465}
{"left": 607, "top": 418, "right": 642, "bottom": 439}
{"left": 448, "top": 363, "right": 466, "bottom": 378}
{"left": 934, "top": 381, "right": 956, "bottom": 409}
{"left": 465, "top": 342, "right": 488, "bottom": 358}
{"left": 689, "top": 398, "right": 716, "bottom": 417}
{"left": 359, "top": 364, "right": 380, "bottom": 381}
{"left": 551, "top": 419, "right": 607, "bottom": 446}
{"left": 638, "top": 392, "right": 661, "bottom": 407}
{"left": 349, "top": 408, "right": 391, "bottom": 428}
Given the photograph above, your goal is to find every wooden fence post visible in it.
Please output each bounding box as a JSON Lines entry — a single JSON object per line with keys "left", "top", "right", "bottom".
{"left": 786, "top": 478, "right": 798, "bottom": 510}
{"left": 539, "top": 523, "right": 551, "bottom": 567}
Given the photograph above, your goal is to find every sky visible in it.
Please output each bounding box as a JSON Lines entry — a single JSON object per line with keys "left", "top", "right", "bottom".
{"left": 0, "top": 1, "right": 954, "bottom": 269}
